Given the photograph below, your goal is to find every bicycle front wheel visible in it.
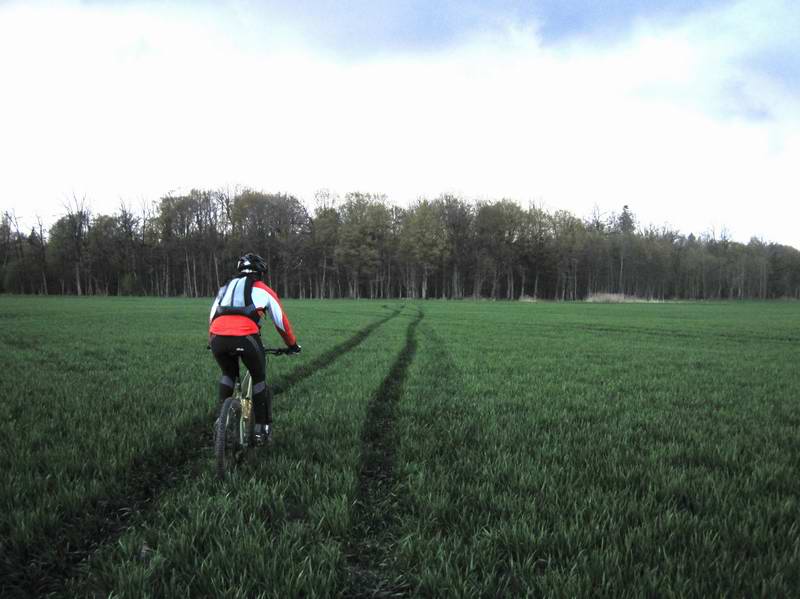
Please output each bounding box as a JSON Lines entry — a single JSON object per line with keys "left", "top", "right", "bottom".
{"left": 215, "top": 396, "right": 243, "bottom": 480}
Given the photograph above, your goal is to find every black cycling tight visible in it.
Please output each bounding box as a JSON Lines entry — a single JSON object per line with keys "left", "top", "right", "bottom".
{"left": 210, "top": 334, "right": 271, "bottom": 425}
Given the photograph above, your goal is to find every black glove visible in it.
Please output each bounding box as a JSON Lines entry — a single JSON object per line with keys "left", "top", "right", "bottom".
{"left": 288, "top": 344, "right": 302, "bottom": 354}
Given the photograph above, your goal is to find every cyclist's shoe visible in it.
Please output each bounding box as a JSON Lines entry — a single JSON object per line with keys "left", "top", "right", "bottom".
{"left": 254, "top": 424, "right": 272, "bottom": 446}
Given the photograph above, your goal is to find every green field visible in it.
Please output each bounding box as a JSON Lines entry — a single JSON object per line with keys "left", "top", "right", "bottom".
{"left": 1, "top": 297, "right": 799, "bottom": 597}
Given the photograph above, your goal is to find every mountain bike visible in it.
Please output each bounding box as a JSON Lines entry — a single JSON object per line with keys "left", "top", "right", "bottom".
{"left": 215, "top": 347, "right": 291, "bottom": 480}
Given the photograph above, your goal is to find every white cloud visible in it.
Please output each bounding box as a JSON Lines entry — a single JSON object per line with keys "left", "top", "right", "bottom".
{"left": 0, "top": 0, "right": 798, "bottom": 248}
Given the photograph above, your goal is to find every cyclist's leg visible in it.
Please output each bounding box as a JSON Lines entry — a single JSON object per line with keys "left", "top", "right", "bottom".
{"left": 210, "top": 335, "right": 240, "bottom": 407}
{"left": 240, "top": 334, "right": 269, "bottom": 426}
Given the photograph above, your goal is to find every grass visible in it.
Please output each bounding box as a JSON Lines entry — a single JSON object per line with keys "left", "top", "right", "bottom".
{"left": 64, "top": 306, "right": 416, "bottom": 598}
{"left": 0, "top": 296, "right": 399, "bottom": 596}
{"left": 2, "top": 297, "right": 799, "bottom": 597}
{"left": 393, "top": 301, "right": 800, "bottom": 596}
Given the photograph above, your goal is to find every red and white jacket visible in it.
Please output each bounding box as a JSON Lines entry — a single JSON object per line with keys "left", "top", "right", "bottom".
{"left": 209, "top": 279, "right": 297, "bottom": 346}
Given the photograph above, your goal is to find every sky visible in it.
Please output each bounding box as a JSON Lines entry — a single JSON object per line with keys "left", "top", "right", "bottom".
{"left": 1, "top": 0, "right": 798, "bottom": 247}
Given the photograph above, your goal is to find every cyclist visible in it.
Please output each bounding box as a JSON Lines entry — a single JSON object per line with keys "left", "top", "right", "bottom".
{"left": 209, "top": 253, "right": 301, "bottom": 444}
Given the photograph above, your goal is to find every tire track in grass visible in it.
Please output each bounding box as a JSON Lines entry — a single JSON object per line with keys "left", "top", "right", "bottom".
{"left": 3, "top": 307, "right": 403, "bottom": 599}
{"left": 270, "top": 306, "right": 403, "bottom": 395}
{"left": 343, "top": 308, "right": 423, "bottom": 598}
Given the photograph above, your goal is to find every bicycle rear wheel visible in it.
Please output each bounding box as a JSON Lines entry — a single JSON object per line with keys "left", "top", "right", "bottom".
{"left": 215, "top": 396, "right": 243, "bottom": 480}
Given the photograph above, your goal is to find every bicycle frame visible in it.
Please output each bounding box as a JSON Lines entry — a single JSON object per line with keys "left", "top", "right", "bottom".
{"left": 238, "top": 348, "right": 288, "bottom": 446}
{"left": 237, "top": 373, "right": 254, "bottom": 447}
{"left": 215, "top": 346, "right": 294, "bottom": 479}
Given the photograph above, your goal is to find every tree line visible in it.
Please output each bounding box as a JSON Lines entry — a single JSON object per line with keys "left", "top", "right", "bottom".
{"left": 2, "top": 189, "right": 799, "bottom": 300}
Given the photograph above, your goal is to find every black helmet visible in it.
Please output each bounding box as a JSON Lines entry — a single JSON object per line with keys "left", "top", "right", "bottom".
{"left": 237, "top": 253, "right": 267, "bottom": 274}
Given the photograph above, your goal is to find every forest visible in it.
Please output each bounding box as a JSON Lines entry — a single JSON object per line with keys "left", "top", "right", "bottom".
{"left": 2, "top": 189, "right": 799, "bottom": 300}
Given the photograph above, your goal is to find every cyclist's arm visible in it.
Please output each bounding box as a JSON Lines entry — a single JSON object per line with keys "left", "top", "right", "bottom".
{"left": 209, "top": 296, "right": 220, "bottom": 324}
{"left": 209, "top": 283, "right": 228, "bottom": 326}
{"left": 253, "top": 282, "right": 297, "bottom": 347}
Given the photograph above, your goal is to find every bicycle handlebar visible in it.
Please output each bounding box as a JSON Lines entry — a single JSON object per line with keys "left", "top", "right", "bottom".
{"left": 265, "top": 348, "right": 293, "bottom": 355}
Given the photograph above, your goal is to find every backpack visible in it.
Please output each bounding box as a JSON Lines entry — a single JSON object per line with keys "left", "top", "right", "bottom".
{"left": 212, "top": 276, "right": 261, "bottom": 324}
